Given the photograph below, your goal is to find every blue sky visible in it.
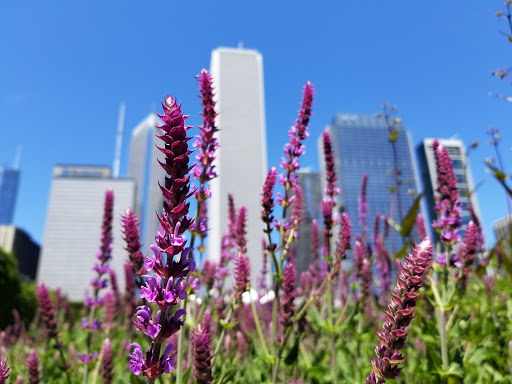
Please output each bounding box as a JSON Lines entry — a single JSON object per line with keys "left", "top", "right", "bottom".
{"left": 1, "top": 1, "right": 511, "bottom": 245}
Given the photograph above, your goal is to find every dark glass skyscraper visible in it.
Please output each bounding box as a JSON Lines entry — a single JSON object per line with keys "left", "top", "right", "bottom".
{"left": 320, "top": 114, "right": 419, "bottom": 251}
{"left": 0, "top": 167, "right": 20, "bottom": 224}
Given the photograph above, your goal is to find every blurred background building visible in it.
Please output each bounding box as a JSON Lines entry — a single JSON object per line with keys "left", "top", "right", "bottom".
{"left": 493, "top": 214, "right": 512, "bottom": 253}
{"left": 0, "top": 225, "right": 39, "bottom": 281}
{"left": 417, "top": 138, "right": 481, "bottom": 238}
{"left": 208, "top": 46, "right": 268, "bottom": 281}
{"left": 0, "top": 167, "right": 20, "bottom": 224}
{"left": 294, "top": 169, "right": 322, "bottom": 278}
{"left": 320, "top": 114, "right": 419, "bottom": 252}
{"left": 128, "top": 114, "right": 164, "bottom": 255}
{"left": 37, "top": 165, "right": 135, "bottom": 301}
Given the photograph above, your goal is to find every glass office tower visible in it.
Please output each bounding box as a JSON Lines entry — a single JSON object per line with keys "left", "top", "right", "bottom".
{"left": 320, "top": 114, "right": 419, "bottom": 251}
{"left": 0, "top": 167, "right": 20, "bottom": 224}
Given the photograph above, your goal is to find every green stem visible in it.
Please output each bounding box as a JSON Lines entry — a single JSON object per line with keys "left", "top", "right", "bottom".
{"left": 176, "top": 299, "right": 188, "bottom": 384}
{"left": 249, "top": 294, "right": 270, "bottom": 357}
{"left": 213, "top": 305, "right": 233, "bottom": 361}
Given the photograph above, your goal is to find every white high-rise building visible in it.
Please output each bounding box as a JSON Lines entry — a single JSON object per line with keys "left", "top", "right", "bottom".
{"left": 128, "top": 114, "right": 165, "bottom": 255}
{"left": 37, "top": 165, "right": 135, "bottom": 301}
{"left": 209, "top": 47, "right": 268, "bottom": 281}
{"left": 418, "top": 138, "right": 481, "bottom": 238}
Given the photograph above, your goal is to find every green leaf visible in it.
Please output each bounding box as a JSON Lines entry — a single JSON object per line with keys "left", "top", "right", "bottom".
{"left": 284, "top": 339, "right": 299, "bottom": 366}
{"left": 182, "top": 366, "right": 192, "bottom": 384}
{"left": 399, "top": 192, "right": 424, "bottom": 237}
{"left": 488, "top": 165, "right": 512, "bottom": 197}
{"left": 219, "top": 319, "right": 238, "bottom": 329}
{"left": 393, "top": 240, "right": 412, "bottom": 260}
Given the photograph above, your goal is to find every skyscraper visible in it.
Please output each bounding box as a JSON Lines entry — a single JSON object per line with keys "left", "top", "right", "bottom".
{"left": 0, "top": 167, "right": 20, "bottom": 224}
{"left": 208, "top": 47, "right": 268, "bottom": 280}
{"left": 418, "top": 138, "right": 481, "bottom": 237}
{"left": 128, "top": 114, "right": 165, "bottom": 254}
{"left": 320, "top": 114, "right": 419, "bottom": 251}
{"left": 37, "top": 165, "right": 135, "bottom": 301}
{"left": 0, "top": 225, "right": 39, "bottom": 281}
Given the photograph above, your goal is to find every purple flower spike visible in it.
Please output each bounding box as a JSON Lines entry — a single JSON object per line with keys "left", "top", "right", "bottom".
{"left": 335, "top": 213, "right": 352, "bottom": 263}
{"left": 234, "top": 254, "right": 251, "bottom": 302}
{"left": 192, "top": 69, "right": 219, "bottom": 197}
{"left": 101, "top": 339, "right": 113, "bottom": 384}
{"left": 77, "top": 351, "right": 99, "bottom": 364}
{"left": 121, "top": 208, "right": 146, "bottom": 284}
{"left": 322, "top": 130, "right": 339, "bottom": 258}
{"left": 130, "top": 95, "right": 195, "bottom": 381}
{"left": 0, "top": 357, "right": 11, "bottom": 384}
{"left": 431, "top": 140, "right": 462, "bottom": 246}
{"left": 366, "top": 238, "right": 433, "bottom": 384}
{"left": 281, "top": 262, "right": 297, "bottom": 329}
{"left": 193, "top": 324, "right": 214, "bottom": 384}
{"left": 129, "top": 342, "right": 176, "bottom": 378}
{"left": 36, "top": 283, "right": 59, "bottom": 339}
{"left": 322, "top": 130, "right": 339, "bottom": 203}
{"left": 261, "top": 167, "right": 278, "bottom": 235}
{"left": 236, "top": 205, "right": 248, "bottom": 255}
{"left": 358, "top": 173, "right": 369, "bottom": 235}
{"left": 26, "top": 349, "right": 40, "bottom": 384}
{"left": 457, "top": 220, "right": 481, "bottom": 288}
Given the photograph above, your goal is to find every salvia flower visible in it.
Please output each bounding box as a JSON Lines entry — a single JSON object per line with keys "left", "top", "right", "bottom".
{"left": 366, "top": 238, "right": 433, "bottom": 384}
{"left": 334, "top": 213, "right": 352, "bottom": 264}
{"left": 236, "top": 205, "right": 248, "bottom": 255}
{"left": 281, "top": 262, "right": 297, "bottom": 329}
{"left": 193, "top": 325, "right": 214, "bottom": 384}
{"left": 321, "top": 130, "right": 339, "bottom": 258}
{"left": 431, "top": 140, "right": 462, "bottom": 246}
{"left": 234, "top": 254, "right": 251, "bottom": 302}
{"left": 77, "top": 351, "right": 98, "bottom": 364}
{"left": 191, "top": 70, "right": 219, "bottom": 249}
{"left": 322, "top": 130, "right": 339, "bottom": 203}
{"left": 278, "top": 82, "right": 314, "bottom": 190}
{"left": 130, "top": 96, "right": 196, "bottom": 380}
{"left": 457, "top": 220, "right": 481, "bottom": 288}
{"left": 36, "top": 283, "right": 59, "bottom": 340}
{"left": 129, "top": 342, "right": 175, "bottom": 378}
{"left": 121, "top": 208, "right": 146, "bottom": 286}
{"left": 358, "top": 173, "right": 369, "bottom": 235}
{"left": 26, "top": 349, "right": 39, "bottom": 384}
{"left": 101, "top": 339, "right": 113, "bottom": 384}
{"left": 0, "top": 359, "right": 11, "bottom": 384}
{"left": 261, "top": 167, "right": 278, "bottom": 235}
{"left": 192, "top": 69, "right": 219, "bottom": 192}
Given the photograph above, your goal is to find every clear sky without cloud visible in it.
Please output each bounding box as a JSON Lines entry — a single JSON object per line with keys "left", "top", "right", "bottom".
{"left": 1, "top": 1, "right": 511, "bottom": 246}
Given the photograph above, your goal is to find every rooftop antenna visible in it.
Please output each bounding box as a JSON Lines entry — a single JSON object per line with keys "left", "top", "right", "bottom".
{"left": 113, "top": 102, "right": 126, "bottom": 178}
{"left": 13, "top": 146, "right": 22, "bottom": 170}
{"left": 238, "top": 41, "right": 244, "bottom": 49}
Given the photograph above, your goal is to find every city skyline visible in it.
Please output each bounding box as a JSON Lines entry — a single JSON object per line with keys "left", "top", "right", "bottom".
{"left": 1, "top": 2, "right": 511, "bottom": 248}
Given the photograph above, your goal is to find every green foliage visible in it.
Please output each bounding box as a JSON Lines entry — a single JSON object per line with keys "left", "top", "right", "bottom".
{"left": 0, "top": 247, "right": 37, "bottom": 328}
